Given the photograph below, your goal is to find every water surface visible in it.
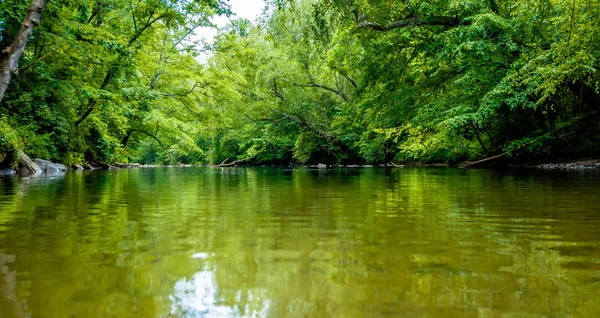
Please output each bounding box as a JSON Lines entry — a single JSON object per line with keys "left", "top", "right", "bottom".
{"left": 1, "top": 167, "right": 600, "bottom": 317}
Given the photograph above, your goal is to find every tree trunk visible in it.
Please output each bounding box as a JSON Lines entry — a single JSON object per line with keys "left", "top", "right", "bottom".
{"left": 121, "top": 129, "right": 133, "bottom": 147}
{"left": 75, "top": 69, "right": 113, "bottom": 126}
{"left": 0, "top": 0, "right": 48, "bottom": 103}
{"left": 471, "top": 121, "right": 490, "bottom": 155}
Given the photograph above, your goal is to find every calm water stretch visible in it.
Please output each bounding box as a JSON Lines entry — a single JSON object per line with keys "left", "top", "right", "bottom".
{"left": 1, "top": 167, "right": 600, "bottom": 317}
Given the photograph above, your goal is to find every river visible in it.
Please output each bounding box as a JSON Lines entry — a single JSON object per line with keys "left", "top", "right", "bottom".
{"left": 1, "top": 167, "right": 599, "bottom": 317}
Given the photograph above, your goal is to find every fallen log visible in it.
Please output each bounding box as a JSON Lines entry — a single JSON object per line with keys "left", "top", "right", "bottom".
{"left": 460, "top": 134, "right": 549, "bottom": 168}
{"left": 211, "top": 157, "right": 252, "bottom": 167}
{"left": 460, "top": 152, "right": 508, "bottom": 168}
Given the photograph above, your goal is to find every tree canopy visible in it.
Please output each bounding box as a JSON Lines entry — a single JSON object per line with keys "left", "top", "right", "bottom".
{"left": 1, "top": 0, "right": 599, "bottom": 167}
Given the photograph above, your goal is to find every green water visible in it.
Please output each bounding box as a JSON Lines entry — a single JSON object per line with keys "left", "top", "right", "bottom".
{"left": 1, "top": 167, "right": 600, "bottom": 317}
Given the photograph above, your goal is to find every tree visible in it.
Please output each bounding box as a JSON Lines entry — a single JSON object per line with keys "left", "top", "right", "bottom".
{"left": 1, "top": 0, "right": 599, "bottom": 167}
{"left": 0, "top": 0, "right": 47, "bottom": 102}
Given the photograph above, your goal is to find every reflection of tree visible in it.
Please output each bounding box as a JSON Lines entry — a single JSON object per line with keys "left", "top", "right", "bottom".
{"left": 0, "top": 252, "right": 24, "bottom": 318}
{"left": 192, "top": 168, "right": 600, "bottom": 317}
{"left": 0, "top": 168, "right": 599, "bottom": 316}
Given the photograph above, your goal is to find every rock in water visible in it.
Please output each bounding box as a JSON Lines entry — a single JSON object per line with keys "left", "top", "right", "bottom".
{"left": 34, "top": 159, "right": 67, "bottom": 173}
{"left": 0, "top": 168, "right": 16, "bottom": 176}
{"left": 317, "top": 163, "right": 327, "bottom": 169}
{"left": 72, "top": 165, "right": 85, "bottom": 170}
{"left": 17, "top": 150, "right": 41, "bottom": 175}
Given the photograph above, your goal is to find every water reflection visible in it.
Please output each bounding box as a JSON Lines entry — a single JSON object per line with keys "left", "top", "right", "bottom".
{"left": 171, "top": 267, "right": 271, "bottom": 318}
{"left": 0, "top": 252, "right": 24, "bottom": 318}
{"left": 0, "top": 168, "right": 599, "bottom": 317}
{"left": 171, "top": 269, "right": 236, "bottom": 317}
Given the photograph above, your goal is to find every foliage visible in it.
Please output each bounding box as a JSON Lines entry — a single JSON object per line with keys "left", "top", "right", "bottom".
{"left": 0, "top": 117, "right": 20, "bottom": 154}
{"left": 1, "top": 0, "right": 599, "bottom": 166}
{"left": 0, "top": 117, "right": 21, "bottom": 168}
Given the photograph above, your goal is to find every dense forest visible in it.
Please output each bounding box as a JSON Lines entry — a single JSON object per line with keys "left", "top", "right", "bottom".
{"left": 1, "top": 0, "right": 599, "bottom": 168}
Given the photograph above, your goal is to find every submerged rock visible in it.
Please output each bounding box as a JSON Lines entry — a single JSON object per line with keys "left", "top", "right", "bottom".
{"left": 34, "top": 158, "right": 67, "bottom": 173}
{"left": 17, "top": 150, "right": 41, "bottom": 175}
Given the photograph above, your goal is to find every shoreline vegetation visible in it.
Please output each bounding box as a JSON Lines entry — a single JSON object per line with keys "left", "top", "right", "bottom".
{"left": 2, "top": 150, "right": 599, "bottom": 177}
{"left": 1, "top": 1, "right": 599, "bottom": 172}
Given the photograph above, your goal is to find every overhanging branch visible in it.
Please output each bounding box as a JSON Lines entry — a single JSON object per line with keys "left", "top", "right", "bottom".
{"left": 357, "top": 15, "right": 460, "bottom": 31}
{"left": 295, "top": 61, "right": 349, "bottom": 102}
{"left": 130, "top": 129, "right": 166, "bottom": 149}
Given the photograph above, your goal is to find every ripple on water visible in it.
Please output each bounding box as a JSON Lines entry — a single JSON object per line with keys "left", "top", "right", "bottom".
{"left": 0, "top": 167, "right": 600, "bottom": 317}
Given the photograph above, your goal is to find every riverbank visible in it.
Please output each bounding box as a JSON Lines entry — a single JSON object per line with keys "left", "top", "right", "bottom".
{"left": 506, "top": 159, "right": 600, "bottom": 170}
{"left": 300, "top": 160, "right": 600, "bottom": 170}
{"left": 2, "top": 151, "right": 600, "bottom": 178}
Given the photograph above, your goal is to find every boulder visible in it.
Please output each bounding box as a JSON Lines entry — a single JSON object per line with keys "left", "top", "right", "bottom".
{"left": 0, "top": 168, "right": 16, "bottom": 176}
{"left": 34, "top": 158, "right": 67, "bottom": 173}
{"left": 17, "top": 150, "right": 41, "bottom": 175}
{"left": 317, "top": 163, "right": 327, "bottom": 169}
{"left": 72, "top": 165, "right": 85, "bottom": 171}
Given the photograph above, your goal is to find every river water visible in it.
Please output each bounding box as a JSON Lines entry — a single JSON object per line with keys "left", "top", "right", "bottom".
{"left": 1, "top": 167, "right": 599, "bottom": 317}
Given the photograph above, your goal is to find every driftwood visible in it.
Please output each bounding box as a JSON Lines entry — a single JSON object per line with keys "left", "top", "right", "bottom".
{"left": 211, "top": 157, "right": 252, "bottom": 167}
{"left": 460, "top": 152, "right": 508, "bottom": 168}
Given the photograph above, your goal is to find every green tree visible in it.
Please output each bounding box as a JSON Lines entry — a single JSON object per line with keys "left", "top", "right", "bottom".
{"left": 0, "top": 0, "right": 48, "bottom": 102}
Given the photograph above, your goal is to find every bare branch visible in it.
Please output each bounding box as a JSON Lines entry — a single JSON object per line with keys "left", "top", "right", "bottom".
{"left": 332, "top": 67, "right": 358, "bottom": 88}
{"left": 130, "top": 129, "right": 166, "bottom": 149}
{"left": 295, "top": 61, "right": 349, "bottom": 101}
{"left": 158, "top": 93, "right": 204, "bottom": 118}
{"left": 129, "top": 12, "right": 167, "bottom": 46}
{"left": 158, "top": 82, "right": 203, "bottom": 97}
{"left": 272, "top": 110, "right": 334, "bottom": 142}
{"left": 211, "top": 157, "right": 253, "bottom": 167}
{"left": 357, "top": 15, "right": 460, "bottom": 31}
